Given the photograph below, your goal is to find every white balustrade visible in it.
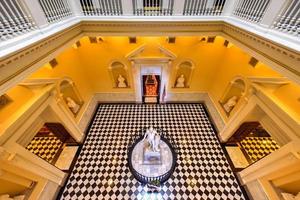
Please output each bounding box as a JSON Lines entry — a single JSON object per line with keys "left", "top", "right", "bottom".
{"left": 233, "top": 0, "right": 270, "bottom": 23}
{"left": 0, "top": 0, "right": 36, "bottom": 41}
{"left": 272, "top": 0, "right": 300, "bottom": 36}
{"left": 183, "top": 0, "right": 226, "bottom": 16}
{"left": 1, "top": 0, "right": 299, "bottom": 43}
{"left": 133, "top": 0, "right": 174, "bottom": 16}
{"left": 80, "top": 0, "right": 123, "bottom": 16}
{"left": 38, "top": 0, "right": 72, "bottom": 23}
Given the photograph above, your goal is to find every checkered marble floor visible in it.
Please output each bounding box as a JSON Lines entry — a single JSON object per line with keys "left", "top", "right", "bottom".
{"left": 60, "top": 104, "right": 246, "bottom": 200}
{"left": 26, "top": 136, "right": 63, "bottom": 163}
{"left": 240, "top": 136, "right": 280, "bottom": 163}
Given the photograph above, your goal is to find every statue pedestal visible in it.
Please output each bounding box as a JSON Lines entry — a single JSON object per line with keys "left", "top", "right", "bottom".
{"left": 143, "top": 146, "right": 161, "bottom": 165}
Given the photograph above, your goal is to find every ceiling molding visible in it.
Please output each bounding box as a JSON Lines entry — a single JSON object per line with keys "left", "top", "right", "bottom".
{"left": 0, "top": 20, "right": 299, "bottom": 95}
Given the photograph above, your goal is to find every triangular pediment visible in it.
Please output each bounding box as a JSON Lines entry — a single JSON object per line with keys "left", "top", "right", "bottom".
{"left": 126, "top": 44, "right": 176, "bottom": 61}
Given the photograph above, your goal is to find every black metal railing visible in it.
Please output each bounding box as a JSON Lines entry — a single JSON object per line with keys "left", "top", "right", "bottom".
{"left": 127, "top": 127, "right": 178, "bottom": 184}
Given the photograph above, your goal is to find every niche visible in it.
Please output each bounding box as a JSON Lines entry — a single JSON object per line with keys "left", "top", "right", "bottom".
{"left": 174, "top": 60, "right": 194, "bottom": 88}
{"left": 219, "top": 76, "right": 249, "bottom": 116}
{"left": 109, "top": 61, "right": 129, "bottom": 88}
{"left": 57, "top": 78, "right": 84, "bottom": 117}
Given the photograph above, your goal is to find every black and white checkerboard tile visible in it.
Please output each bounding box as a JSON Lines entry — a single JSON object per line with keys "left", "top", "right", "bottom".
{"left": 60, "top": 104, "right": 246, "bottom": 200}
{"left": 240, "top": 136, "right": 280, "bottom": 163}
{"left": 26, "top": 136, "right": 63, "bottom": 163}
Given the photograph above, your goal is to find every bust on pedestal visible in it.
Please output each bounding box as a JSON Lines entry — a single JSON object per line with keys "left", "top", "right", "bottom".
{"left": 117, "top": 74, "right": 127, "bottom": 88}
{"left": 66, "top": 97, "right": 80, "bottom": 114}
{"left": 175, "top": 74, "right": 185, "bottom": 88}
{"left": 223, "top": 96, "right": 238, "bottom": 113}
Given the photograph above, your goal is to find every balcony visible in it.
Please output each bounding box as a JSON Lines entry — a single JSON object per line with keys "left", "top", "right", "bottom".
{"left": 0, "top": 0, "right": 299, "bottom": 44}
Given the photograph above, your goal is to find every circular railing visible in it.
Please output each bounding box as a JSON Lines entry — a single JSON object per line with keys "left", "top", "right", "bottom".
{"left": 127, "top": 128, "right": 178, "bottom": 185}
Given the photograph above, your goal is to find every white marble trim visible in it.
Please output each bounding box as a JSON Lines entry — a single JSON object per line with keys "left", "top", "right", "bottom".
{"left": 77, "top": 92, "right": 136, "bottom": 132}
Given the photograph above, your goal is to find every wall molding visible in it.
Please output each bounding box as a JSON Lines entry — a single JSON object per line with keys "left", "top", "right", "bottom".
{"left": 77, "top": 92, "right": 136, "bottom": 132}
{"left": 78, "top": 92, "right": 225, "bottom": 133}
{"left": 166, "top": 91, "right": 225, "bottom": 132}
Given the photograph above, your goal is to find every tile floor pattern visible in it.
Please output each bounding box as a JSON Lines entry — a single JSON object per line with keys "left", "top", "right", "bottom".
{"left": 60, "top": 104, "right": 246, "bottom": 200}
{"left": 26, "top": 136, "right": 63, "bottom": 163}
{"left": 240, "top": 136, "right": 280, "bottom": 163}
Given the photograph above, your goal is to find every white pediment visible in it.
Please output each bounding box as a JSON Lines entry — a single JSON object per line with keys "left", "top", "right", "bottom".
{"left": 126, "top": 44, "right": 177, "bottom": 62}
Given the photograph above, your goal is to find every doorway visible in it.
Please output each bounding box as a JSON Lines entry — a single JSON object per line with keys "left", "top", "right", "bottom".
{"left": 224, "top": 122, "right": 280, "bottom": 171}
{"left": 24, "top": 123, "right": 79, "bottom": 171}
{"left": 142, "top": 74, "right": 161, "bottom": 103}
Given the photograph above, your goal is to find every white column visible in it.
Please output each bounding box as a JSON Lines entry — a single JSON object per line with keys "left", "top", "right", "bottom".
{"left": 132, "top": 62, "right": 142, "bottom": 103}
{"left": 67, "top": 0, "right": 83, "bottom": 16}
{"left": 259, "top": 0, "right": 289, "bottom": 28}
{"left": 121, "top": 0, "right": 133, "bottom": 15}
{"left": 222, "top": 0, "right": 237, "bottom": 16}
{"left": 173, "top": 0, "right": 185, "bottom": 16}
{"left": 22, "top": 0, "right": 48, "bottom": 28}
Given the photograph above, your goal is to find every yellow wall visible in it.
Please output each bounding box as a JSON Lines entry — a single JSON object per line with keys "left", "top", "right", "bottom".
{"left": 0, "top": 179, "right": 27, "bottom": 196}
{"left": 29, "top": 46, "right": 94, "bottom": 121}
{"left": 30, "top": 47, "right": 93, "bottom": 102}
{"left": 206, "top": 43, "right": 300, "bottom": 121}
{"left": 0, "top": 86, "right": 34, "bottom": 123}
{"left": 77, "top": 36, "right": 226, "bottom": 92}
{"left": 208, "top": 44, "right": 281, "bottom": 102}
{"left": 272, "top": 83, "right": 300, "bottom": 122}
{"left": 24, "top": 35, "right": 300, "bottom": 123}
{"left": 76, "top": 36, "right": 135, "bottom": 92}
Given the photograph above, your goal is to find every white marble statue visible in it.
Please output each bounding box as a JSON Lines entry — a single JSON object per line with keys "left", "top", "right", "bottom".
{"left": 223, "top": 96, "right": 238, "bottom": 113}
{"left": 117, "top": 74, "right": 127, "bottom": 88}
{"left": 175, "top": 74, "right": 185, "bottom": 88}
{"left": 66, "top": 97, "right": 80, "bottom": 114}
{"left": 143, "top": 127, "right": 160, "bottom": 152}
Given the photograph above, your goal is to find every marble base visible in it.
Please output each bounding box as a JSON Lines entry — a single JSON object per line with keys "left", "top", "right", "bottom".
{"left": 143, "top": 146, "right": 161, "bottom": 165}
{"left": 225, "top": 146, "right": 249, "bottom": 168}
{"left": 145, "top": 96, "right": 157, "bottom": 103}
{"left": 55, "top": 146, "right": 79, "bottom": 170}
{"left": 131, "top": 140, "right": 173, "bottom": 177}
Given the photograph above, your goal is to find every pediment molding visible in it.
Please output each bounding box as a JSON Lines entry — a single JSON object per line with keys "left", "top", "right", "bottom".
{"left": 247, "top": 76, "right": 289, "bottom": 85}
{"left": 126, "top": 44, "right": 177, "bottom": 62}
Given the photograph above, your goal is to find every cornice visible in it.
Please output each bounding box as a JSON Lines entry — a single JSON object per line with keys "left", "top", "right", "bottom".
{"left": 0, "top": 20, "right": 299, "bottom": 95}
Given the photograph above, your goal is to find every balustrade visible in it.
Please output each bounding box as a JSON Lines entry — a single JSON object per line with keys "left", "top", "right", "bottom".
{"left": 0, "top": 0, "right": 299, "bottom": 44}
{"left": 38, "top": 0, "right": 72, "bottom": 23}
{"left": 183, "top": 0, "right": 226, "bottom": 16}
{"left": 0, "top": 0, "right": 36, "bottom": 41}
{"left": 272, "top": 0, "right": 300, "bottom": 36}
{"left": 233, "top": 0, "right": 270, "bottom": 23}
{"left": 133, "top": 0, "right": 174, "bottom": 16}
{"left": 80, "top": 0, "right": 123, "bottom": 16}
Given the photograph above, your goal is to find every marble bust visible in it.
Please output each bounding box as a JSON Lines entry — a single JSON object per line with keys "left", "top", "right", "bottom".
{"left": 143, "top": 127, "right": 160, "bottom": 152}
{"left": 66, "top": 97, "right": 80, "bottom": 114}
{"left": 223, "top": 96, "right": 238, "bottom": 113}
{"left": 175, "top": 74, "right": 185, "bottom": 88}
{"left": 117, "top": 74, "right": 127, "bottom": 88}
